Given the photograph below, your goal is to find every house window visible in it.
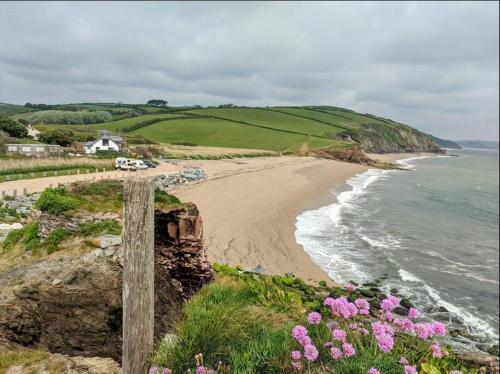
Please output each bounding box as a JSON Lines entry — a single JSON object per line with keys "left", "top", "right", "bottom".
{"left": 8, "top": 146, "right": 17, "bottom": 151}
{"left": 96, "top": 147, "right": 100, "bottom": 150}
{"left": 36, "top": 147, "right": 45, "bottom": 152}
{"left": 22, "top": 147, "right": 31, "bottom": 152}
{"left": 102, "top": 139, "right": 109, "bottom": 146}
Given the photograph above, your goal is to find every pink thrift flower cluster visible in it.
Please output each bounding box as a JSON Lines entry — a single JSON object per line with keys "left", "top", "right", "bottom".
{"left": 149, "top": 368, "right": 172, "bottom": 374}
{"left": 324, "top": 296, "right": 359, "bottom": 319}
{"left": 371, "top": 321, "right": 395, "bottom": 353}
{"left": 368, "top": 368, "right": 380, "bottom": 374}
{"left": 291, "top": 325, "right": 318, "bottom": 362}
{"left": 307, "top": 311, "right": 322, "bottom": 324}
{"left": 345, "top": 282, "right": 357, "bottom": 292}
{"left": 404, "top": 365, "right": 418, "bottom": 374}
{"left": 354, "top": 298, "right": 370, "bottom": 315}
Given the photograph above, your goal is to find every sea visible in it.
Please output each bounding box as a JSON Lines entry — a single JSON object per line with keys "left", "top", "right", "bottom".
{"left": 295, "top": 148, "right": 499, "bottom": 351}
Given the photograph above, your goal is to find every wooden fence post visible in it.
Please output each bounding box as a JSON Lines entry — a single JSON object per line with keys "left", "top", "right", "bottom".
{"left": 23, "top": 187, "right": 27, "bottom": 195}
{"left": 122, "top": 177, "right": 155, "bottom": 374}
{"left": 13, "top": 189, "right": 17, "bottom": 198}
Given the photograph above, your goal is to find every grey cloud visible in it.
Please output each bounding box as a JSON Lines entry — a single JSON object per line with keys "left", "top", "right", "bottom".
{"left": 0, "top": 1, "right": 498, "bottom": 140}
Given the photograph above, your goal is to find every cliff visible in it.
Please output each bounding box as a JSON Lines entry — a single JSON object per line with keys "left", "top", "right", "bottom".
{"left": 0, "top": 202, "right": 213, "bottom": 370}
{"left": 340, "top": 123, "right": 444, "bottom": 153}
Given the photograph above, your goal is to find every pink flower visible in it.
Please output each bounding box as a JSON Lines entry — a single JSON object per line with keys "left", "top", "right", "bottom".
{"left": 355, "top": 298, "right": 370, "bottom": 315}
{"left": 360, "top": 328, "right": 370, "bottom": 336}
{"left": 429, "top": 321, "right": 447, "bottom": 337}
{"left": 323, "top": 341, "right": 334, "bottom": 349}
{"left": 384, "top": 312, "right": 394, "bottom": 322}
{"left": 307, "top": 312, "right": 322, "bottom": 325}
{"left": 291, "top": 350, "right": 302, "bottom": 360}
{"left": 342, "top": 342, "right": 356, "bottom": 357}
{"left": 394, "top": 318, "right": 415, "bottom": 332}
{"left": 197, "top": 367, "right": 206, "bottom": 374}
{"left": 399, "top": 357, "right": 409, "bottom": 365}
{"left": 431, "top": 342, "right": 442, "bottom": 358}
{"left": 380, "top": 296, "right": 399, "bottom": 312}
{"left": 408, "top": 307, "right": 420, "bottom": 320}
{"left": 414, "top": 323, "right": 430, "bottom": 340}
{"left": 162, "top": 369, "right": 172, "bottom": 374}
{"left": 376, "top": 334, "right": 394, "bottom": 353}
{"left": 297, "top": 335, "right": 312, "bottom": 346}
{"left": 404, "top": 365, "right": 417, "bottom": 374}
{"left": 345, "top": 282, "right": 357, "bottom": 291}
{"left": 368, "top": 369, "right": 380, "bottom": 374}
{"left": 292, "top": 325, "right": 308, "bottom": 340}
{"left": 450, "top": 371, "right": 463, "bottom": 374}
{"left": 330, "top": 347, "right": 343, "bottom": 360}
{"left": 304, "top": 344, "right": 319, "bottom": 361}
{"left": 324, "top": 297, "right": 335, "bottom": 308}
{"left": 332, "top": 328, "right": 347, "bottom": 342}
{"left": 149, "top": 368, "right": 158, "bottom": 374}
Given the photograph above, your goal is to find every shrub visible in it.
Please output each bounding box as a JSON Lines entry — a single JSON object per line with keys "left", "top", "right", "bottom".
{"left": 38, "top": 129, "right": 75, "bottom": 147}
{"left": 71, "top": 180, "right": 123, "bottom": 198}
{"left": 79, "top": 220, "right": 122, "bottom": 236}
{"left": 27, "top": 110, "right": 112, "bottom": 125}
{"left": 0, "top": 119, "right": 28, "bottom": 138}
{"left": 36, "top": 187, "right": 81, "bottom": 214}
{"left": 45, "top": 228, "right": 72, "bottom": 253}
{"left": 1, "top": 221, "right": 40, "bottom": 252}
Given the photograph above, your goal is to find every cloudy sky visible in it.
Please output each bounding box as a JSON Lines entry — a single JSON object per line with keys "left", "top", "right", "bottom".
{"left": 0, "top": 2, "right": 498, "bottom": 140}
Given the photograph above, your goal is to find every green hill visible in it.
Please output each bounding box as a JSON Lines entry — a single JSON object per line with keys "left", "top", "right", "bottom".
{"left": 6, "top": 104, "right": 443, "bottom": 154}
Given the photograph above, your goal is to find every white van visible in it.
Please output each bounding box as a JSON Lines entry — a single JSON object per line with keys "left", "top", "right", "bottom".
{"left": 115, "top": 157, "right": 137, "bottom": 171}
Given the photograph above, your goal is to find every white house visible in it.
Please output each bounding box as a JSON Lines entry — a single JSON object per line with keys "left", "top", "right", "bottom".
{"left": 27, "top": 125, "right": 41, "bottom": 140}
{"left": 5, "top": 143, "right": 60, "bottom": 157}
{"left": 84, "top": 131, "right": 123, "bottom": 154}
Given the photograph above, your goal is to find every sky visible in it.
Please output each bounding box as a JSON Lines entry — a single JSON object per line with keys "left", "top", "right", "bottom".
{"left": 0, "top": 2, "right": 498, "bottom": 140}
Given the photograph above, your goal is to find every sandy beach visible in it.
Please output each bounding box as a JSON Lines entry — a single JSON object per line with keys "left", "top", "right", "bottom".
{"left": 173, "top": 153, "right": 421, "bottom": 284}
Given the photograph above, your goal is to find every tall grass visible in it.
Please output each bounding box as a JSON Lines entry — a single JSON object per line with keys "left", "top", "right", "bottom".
{"left": 0, "top": 157, "right": 114, "bottom": 176}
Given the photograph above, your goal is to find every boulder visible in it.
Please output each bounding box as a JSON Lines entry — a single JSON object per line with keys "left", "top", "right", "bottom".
{"left": 97, "top": 235, "right": 122, "bottom": 249}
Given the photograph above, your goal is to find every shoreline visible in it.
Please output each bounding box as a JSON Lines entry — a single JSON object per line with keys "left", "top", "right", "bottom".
{"left": 173, "top": 153, "right": 427, "bottom": 284}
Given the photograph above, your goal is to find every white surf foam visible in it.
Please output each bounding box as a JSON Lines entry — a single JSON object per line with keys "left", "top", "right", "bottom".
{"left": 398, "top": 269, "right": 498, "bottom": 338}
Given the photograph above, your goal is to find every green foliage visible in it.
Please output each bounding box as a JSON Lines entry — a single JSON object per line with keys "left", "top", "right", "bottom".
{"left": 71, "top": 179, "right": 123, "bottom": 198}
{"left": 45, "top": 228, "right": 72, "bottom": 254}
{"left": 152, "top": 278, "right": 296, "bottom": 373}
{"left": 154, "top": 189, "right": 184, "bottom": 211}
{"left": 38, "top": 129, "right": 75, "bottom": 146}
{"left": 0, "top": 119, "right": 28, "bottom": 138}
{"left": 79, "top": 220, "right": 121, "bottom": 237}
{"left": 36, "top": 187, "right": 81, "bottom": 214}
{"left": 1, "top": 221, "right": 40, "bottom": 252}
{"left": 0, "top": 350, "right": 50, "bottom": 371}
{"left": 27, "top": 110, "right": 112, "bottom": 125}
{"left": 0, "top": 206, "right": 25, "bottom": 222}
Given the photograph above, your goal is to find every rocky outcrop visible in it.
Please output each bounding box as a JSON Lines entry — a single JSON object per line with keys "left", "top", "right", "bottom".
{"left": 0, "top": 202, "right": 212, "bottom": 365}
{"left": 155, "top": 203, "right": 214, "bottom": 298}
{"left": 340, "top": 123, "right": 444, "bottom": 154}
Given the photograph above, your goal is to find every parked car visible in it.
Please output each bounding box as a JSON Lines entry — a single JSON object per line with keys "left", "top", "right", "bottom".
{"left": 143, "top": 160, "right": 158, "bottom": 168}
{"left": 115, "top": 157, "right": 136, "bottom": 171}
{"left": 133, "top": 160, "right": 148, "bottom": 170}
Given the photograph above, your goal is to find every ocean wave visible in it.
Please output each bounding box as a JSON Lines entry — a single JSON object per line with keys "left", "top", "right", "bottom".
{"left": 398, "top": 269, "right": 498, "bottom": 338}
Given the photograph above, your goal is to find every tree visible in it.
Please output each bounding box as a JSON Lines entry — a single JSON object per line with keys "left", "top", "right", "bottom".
{"left": 0, "top": 130, "right": 7, "bottom": 153}
{"left": 146, "top": 99, "right": 168, "bottom": 107}
{"left": 0, "top": 119, "right": 28, "bottom": 138}
{"left": 39, "top": 129, "right": 75, "bottom": 147}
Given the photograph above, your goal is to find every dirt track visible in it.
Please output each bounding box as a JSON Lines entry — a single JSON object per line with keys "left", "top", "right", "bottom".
{"left": 0, "top": 161, "right": 182, "bottom": 196}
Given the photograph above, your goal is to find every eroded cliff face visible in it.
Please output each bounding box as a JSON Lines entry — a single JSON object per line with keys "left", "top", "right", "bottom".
{"left": 0, "top": 203, "right": 213, "bottom": 367}
{"left": 341, "top": 123, "right": 444, "bottom": 153}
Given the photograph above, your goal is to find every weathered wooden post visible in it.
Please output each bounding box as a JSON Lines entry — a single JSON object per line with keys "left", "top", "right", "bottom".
{"left": 122, "top": 177, "right": 155, "bottom": 374}
{"left": 23, "top": 187, "right": 27, "bottom": 195}
{"left": 13, "top": 189, "right": 17, "bottom": 198}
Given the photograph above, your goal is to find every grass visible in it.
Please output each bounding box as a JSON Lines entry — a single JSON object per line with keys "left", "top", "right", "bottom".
{"left": 36, "top": 187, "right": 81, "bottom": 214}
{"left": 45, "top": 227, "right": 72, "bottom": 253}
{"left": 1, "top": 221, "right": 40, "bottom": 253}
{"left": 151, "top": 265, "right": 475, "bottom": 374}
{"left": 0, "top": 157, "right": 114, "bottom": 177}
{"left": 0, "top": 350, "right": 50, "bottom": 373}
{"left": 79, "top": 219, "right": 122, "bottom": 236}
{"left": 130, "top": 117, "right": 341, "bottom": 152}
{"left": 185, "top": 108, "right": 345, "bottom": 137}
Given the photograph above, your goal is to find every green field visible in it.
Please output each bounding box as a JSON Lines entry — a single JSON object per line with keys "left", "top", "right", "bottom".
{"left": 185, "top": 107, "right": 343, "bottom": 137}
{"left": 4, "top": 103, "right": 441, "bottom": 154}
{"left": 130, "top": 117, "right": 343, "bottom": 152}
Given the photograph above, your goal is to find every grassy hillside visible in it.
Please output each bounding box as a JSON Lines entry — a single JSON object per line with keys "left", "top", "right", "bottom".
{"left": 130, "top": 117, "right": 342, "bottom": 152}
{"left": 5, "top": 103, "right": 442, "bottom": 154}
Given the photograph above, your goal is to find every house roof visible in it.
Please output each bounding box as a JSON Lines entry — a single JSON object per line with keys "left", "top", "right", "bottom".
{"left": 85, "top": 132, "right": 123, "bottom": 147}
